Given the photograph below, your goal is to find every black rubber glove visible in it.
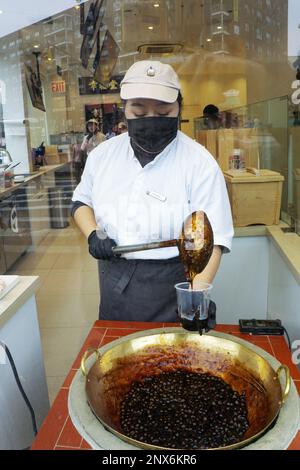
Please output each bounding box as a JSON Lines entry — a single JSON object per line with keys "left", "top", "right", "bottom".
{"left": 178, "top": 300, "right": 217, "bottom": 335}
{"left": 88, "top": 230, "right": 117, "bottom": 260}
{"left": 206, "top": 300, "right": 216, "bottom": 331}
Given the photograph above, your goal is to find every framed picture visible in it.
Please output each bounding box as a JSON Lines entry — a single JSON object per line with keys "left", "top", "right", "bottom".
{"left": 85, "top": 104, "right": 103, "bottom": 129}
{"left": 25, "top": 64, "right": 46, "bottom": 112}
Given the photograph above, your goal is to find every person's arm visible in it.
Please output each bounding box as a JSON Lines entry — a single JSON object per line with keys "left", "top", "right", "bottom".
{"left": 73, "top": 205, "right": 97, "bottom": 239}
{"left": 72, "top": 150, "right": 96, "bottom": 238}
{"left": 81, "top": 135, "right": 88, "bottom": 152}
{"left": 193, "top": 245, "right": 222, "bottom": 286}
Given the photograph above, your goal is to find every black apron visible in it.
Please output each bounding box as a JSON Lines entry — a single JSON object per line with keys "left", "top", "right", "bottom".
{"left": 98, "top": 257, "right": 186, "bottom": 322}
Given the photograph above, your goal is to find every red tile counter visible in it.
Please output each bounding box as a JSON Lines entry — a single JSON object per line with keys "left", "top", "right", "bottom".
{"left": 31, "top": 321, "right": 300, "bottom": 451}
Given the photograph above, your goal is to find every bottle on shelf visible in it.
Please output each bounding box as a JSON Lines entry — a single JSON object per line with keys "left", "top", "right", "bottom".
{"left": 229, "top": 148, "right": 245, "bottom": 171}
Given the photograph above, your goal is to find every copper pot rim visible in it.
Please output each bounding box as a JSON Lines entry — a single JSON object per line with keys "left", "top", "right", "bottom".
{"left": 81, "top": 328, "right": 291, "bottom": 451}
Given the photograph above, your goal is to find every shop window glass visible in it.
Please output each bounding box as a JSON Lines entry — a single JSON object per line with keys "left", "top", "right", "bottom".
{"left": 0, "top": 0, "right": 298, "bottom": 263}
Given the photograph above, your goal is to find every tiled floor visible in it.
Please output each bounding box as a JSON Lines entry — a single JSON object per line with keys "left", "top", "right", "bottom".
{"left": 8, "top": 219, "right": 100, "bottom": 404}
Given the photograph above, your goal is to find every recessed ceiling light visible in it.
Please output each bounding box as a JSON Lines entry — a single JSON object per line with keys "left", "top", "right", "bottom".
{"left": 47, "top": 57, "right": 52, "bottom": 61}
{"left": 148, "top": 26, "right": 154, "bottom": 30}
{"left": 217, "top": 26, "right": 222, "bottom": 30}
{"left": 34, "top": 45, "right": 39, "bottom": 49}
{"left": 206, "top": 38, "right": 212, "bottom": 42}
{"left": 0, "top": 10, "right": 3, "bottom": 14}
{"left": 154, "top": 3, "right": 160, "bottom": 6}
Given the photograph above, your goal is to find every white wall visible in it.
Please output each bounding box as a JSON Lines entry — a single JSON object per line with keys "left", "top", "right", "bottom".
{"left": 0, "top": 296, "right": 49, "bottom": 449}
{"left": 213, "top": 236, "right": 270, "bottom": 324}
{"left": 267, "top": 241, "right": 300, "bottom": 346}
{"left": 214, "top": 234, "right": 300, "bottom": 371}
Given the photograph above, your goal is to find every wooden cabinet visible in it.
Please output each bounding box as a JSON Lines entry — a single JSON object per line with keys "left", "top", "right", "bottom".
{"left": 224, "top": 169, "right": 284, "bottom": 227}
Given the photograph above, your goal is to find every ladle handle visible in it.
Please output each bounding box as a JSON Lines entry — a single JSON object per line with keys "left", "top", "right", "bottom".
{"left": 276, "top": 365, "right": 291, "bottom": 403}
{"left": 80, "top": 348, "right": 101, "bottom": 377}
{"left": 112, "top": 239, "right": 178, "bottom": 255}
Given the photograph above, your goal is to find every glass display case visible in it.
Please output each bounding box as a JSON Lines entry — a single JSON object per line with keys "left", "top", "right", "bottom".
{"left": 194, "top": 96, "right": 300, "bottom": 234}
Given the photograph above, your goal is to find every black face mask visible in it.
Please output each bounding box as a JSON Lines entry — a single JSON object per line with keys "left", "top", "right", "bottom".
{"left": 127, "top": 116, "right": 178, "bottom": 157}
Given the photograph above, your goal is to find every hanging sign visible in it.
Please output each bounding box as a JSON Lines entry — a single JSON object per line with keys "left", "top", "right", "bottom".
{"left": 51, "top": 80, "right": 66, "bottom": 94}
{"left": 78, "top": 75, "right": 123, "bottom": 95}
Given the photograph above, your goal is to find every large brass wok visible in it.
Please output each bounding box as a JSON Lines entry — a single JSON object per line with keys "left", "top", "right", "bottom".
{"left": 80, "top": 330, "right": 290, "bottom": 450}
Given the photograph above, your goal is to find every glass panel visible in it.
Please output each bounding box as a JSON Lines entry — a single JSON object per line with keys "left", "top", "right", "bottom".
{"left": 194, "top": 96, "right": 290, "bottom": 219}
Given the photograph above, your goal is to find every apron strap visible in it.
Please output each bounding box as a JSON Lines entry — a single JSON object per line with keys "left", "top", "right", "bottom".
{"left": 113, "top": 260, "right": 137, "bottom": 295}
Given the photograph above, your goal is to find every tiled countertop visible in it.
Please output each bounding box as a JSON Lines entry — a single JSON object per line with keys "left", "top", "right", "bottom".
{"left": 31, "top": 321, "right": 300, "bottom": 451}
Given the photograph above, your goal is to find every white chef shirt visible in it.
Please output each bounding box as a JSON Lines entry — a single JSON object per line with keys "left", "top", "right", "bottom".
{"left": 72, "top": 131, "right": 234, "bottom": 259}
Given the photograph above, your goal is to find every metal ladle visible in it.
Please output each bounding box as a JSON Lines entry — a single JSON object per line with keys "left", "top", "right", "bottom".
{"left": 112, "top": 211, "right": 214, "bottom": 283}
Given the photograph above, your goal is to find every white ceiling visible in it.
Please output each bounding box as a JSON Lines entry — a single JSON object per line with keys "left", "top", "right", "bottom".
{"left": 0, "top": 0, "right": 88, "bottom": 39}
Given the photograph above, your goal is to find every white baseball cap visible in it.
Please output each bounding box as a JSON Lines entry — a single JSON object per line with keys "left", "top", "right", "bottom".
{"left": 120, "top": 60, "right": 181, "bottom": 103}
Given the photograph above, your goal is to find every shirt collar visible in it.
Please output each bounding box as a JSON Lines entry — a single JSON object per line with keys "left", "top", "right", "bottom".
{"left": 127, "top": 133, "right": 178, "bottom": 167}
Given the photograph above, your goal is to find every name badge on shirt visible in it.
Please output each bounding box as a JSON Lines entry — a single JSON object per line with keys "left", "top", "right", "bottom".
{"left": 146, "top": 190, "right": 167, "bottom": 202}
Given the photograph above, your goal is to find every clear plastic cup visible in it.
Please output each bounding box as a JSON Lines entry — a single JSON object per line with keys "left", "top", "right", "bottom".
{"left": 175, "top": 282, "right": 212, "bottom": 322}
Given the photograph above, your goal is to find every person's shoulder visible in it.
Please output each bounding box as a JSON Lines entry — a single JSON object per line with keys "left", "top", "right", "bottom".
{"left": 177, "top": 131, "right": 219, "bottom": 169}
{"left": 87, "top": 132, "right": 129, "bottom": 160}
{"left": 97, "top": 131, "right": 106, "bottom": 141}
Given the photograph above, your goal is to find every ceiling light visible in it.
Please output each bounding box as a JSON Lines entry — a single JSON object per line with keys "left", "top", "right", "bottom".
{"left": 153, "top": 3, "right": 160, "bottom": 6}
{"left": 206, "top": 38, "right": 212, "bottom": 42}
{"left": 148, "top": 26, "right": 154, "bottom": 30}
{"left": 0, "top": 10, "right": 3, "bottom": 14}
{"left": 47, "top": 57, "right": 52, "bottom": 61}
{"left": 34, "top": 44, "right": 39, "bottom": 49}
{"left": 217, "top": 26, "right": 222, "bottom": 30}
{"left": 75, "top": 5, "right": 80, "bottom": 9}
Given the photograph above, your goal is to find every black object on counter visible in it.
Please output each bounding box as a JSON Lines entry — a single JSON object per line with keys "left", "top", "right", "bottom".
{"left": 239, "top": 319, "right": 284, "bottom": 335}
{"left": 239, "top": 318, "right": 291, "bottom": 349}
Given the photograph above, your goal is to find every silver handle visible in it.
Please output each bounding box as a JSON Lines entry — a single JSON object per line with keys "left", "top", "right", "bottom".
{"left": 112, "top": 241, "right": 164, "bottom": 255}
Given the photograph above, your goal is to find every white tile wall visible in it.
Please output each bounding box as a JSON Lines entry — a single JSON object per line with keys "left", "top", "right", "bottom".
{"left": 268, "top": 241, "right": 300, "bottom": 349}
{"left": 213, "top": 236, "right": 270, "bottom": 324}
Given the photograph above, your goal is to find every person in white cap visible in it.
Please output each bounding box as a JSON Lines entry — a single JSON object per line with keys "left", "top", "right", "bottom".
{"left": 71, "top": 60, "right": 233, "bottom": 322}
{"left": 81, "top": 118, "right": 105, "bottom": 156}
{"left": 117, "top": 121, "right": 127, "bottom": 134}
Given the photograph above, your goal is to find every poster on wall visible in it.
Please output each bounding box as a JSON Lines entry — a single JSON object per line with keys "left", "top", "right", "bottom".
{"left": 85, "top": 104, "right": 103, "bottom": 129}
{"left": 25, "top": 64, "right": 46, "bottom": 112}
{"left": 84, "top": 103, "right": 123, "bottom": 134}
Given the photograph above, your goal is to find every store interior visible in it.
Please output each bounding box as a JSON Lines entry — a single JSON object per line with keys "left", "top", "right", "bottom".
{"left": 0, "top": 0, "right": 300, "bottom": 450}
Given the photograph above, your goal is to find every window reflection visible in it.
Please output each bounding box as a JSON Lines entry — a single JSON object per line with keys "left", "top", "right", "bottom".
{"left": 0, "top": 0, "right": 298, "bottom": 241}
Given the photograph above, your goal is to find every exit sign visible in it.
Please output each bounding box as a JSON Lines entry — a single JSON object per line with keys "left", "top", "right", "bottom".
{"left": 51, "top": 80, "right": 65, "bottom": 94}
